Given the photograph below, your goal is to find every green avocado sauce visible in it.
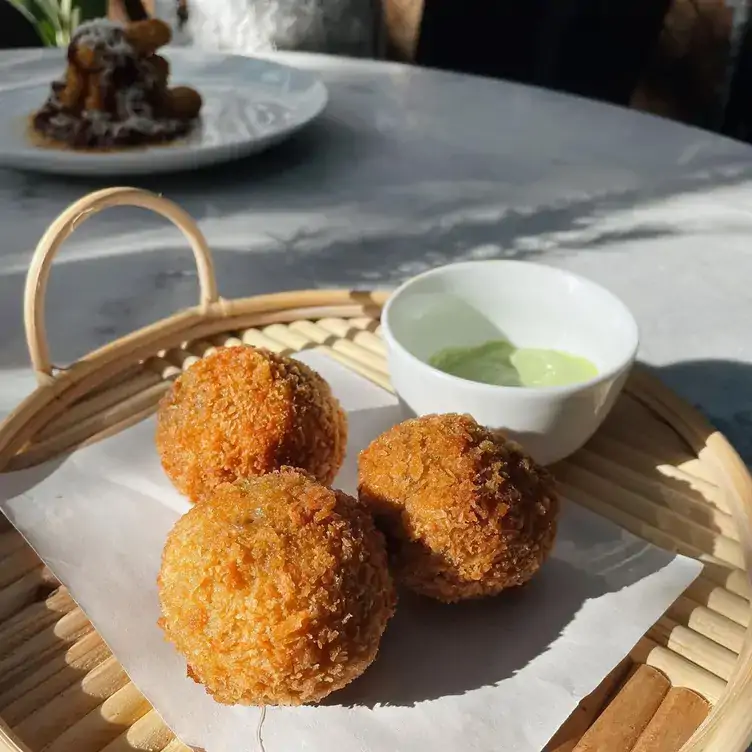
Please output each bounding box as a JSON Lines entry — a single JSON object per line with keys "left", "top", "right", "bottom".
{"left": 428, "top": 339, "right": 598, "bottom": 388}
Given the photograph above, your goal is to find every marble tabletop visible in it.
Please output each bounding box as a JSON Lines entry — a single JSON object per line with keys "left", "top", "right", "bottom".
{"left": 1, "top": 50, "right": 752, "bottom": 460}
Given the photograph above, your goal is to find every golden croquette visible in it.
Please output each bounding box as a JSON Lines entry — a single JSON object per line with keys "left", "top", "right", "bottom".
{"left": 155, "top": 346, "right": 347, "bottom": 501}
{"left": 358, "top": 413, "right": 559, "bottom": 603}
{"left": 157, "top": 468, "right": 396, "bottom": 706}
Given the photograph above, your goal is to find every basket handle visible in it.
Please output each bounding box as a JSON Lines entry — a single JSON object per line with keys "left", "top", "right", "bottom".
{"left": 24, "top": 186, "right": 219, "bottom": 384}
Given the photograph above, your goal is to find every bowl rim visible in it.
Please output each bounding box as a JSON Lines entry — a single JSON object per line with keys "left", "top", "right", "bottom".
{"left": 381, "top": 259, "right": 641, "bottom": 398}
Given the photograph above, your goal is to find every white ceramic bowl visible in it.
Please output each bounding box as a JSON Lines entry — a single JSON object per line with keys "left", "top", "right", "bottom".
{"left": 381, "top": 260, "right": 640, "bottom": 465}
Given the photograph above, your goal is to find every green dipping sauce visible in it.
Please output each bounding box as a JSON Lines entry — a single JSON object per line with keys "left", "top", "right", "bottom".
{"left": 429, "top": 339, "right": 598, "bottom": 388}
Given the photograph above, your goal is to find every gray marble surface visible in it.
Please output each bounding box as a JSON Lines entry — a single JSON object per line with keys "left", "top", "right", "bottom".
{"left": 1, "top": 51, "right": 752, "bottom": 461}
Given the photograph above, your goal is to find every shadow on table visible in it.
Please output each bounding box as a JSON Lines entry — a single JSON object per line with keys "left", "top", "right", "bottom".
{"left": 3, "top": 104, "right": 752, "bottom": 373}
{"left": 39, "top": 111, "right": 752, "bottom": 238}
{"left": 652, "top": 360, "right": 752, "bottom": 466}
{"left": 9, "top": 88, "right": 752, "bottom": 241}
{"left": 323, "top": 561, "right": 599, "bottom": 707}
{"left": 321, "top": 503, "right": 672, "bottom": 708}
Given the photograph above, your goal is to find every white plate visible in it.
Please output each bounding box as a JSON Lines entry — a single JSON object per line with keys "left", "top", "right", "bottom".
{"left": 0, "top": 47, "right": 328, "bottom": 176}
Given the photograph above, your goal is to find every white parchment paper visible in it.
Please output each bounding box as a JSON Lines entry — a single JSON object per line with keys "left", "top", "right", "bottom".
{"left": 0, "top": 351, "right": 701, "bottom": 752}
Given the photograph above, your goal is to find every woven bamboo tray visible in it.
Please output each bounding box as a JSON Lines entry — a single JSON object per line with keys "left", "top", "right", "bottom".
{"left": 0, "top": 187, "right": 750, "bottom": 752}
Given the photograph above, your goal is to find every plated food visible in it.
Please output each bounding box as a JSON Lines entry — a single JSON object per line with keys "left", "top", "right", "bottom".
{"left": 156, "top": 346, "right": 347, "bottom": 502}
{"left": 382, "top": 259, "right": 639, "bottom": 465}
{"left": 158, "top": 469, "right": 396, "bottom": 705}
{"left": 358, "top": 413, "right": 560, "bottom": 602}
{"left": 31, "top": 18, "right": 202, "bottom": 150}
{"left": 0, "top": 48, "right": 328, "bottom": 176}
{"left": 156, "top": 345, "right": 559, "bottom": 705}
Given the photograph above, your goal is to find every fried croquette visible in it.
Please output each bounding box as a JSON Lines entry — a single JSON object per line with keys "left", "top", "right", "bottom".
{"left": 157, "top": 469, "right": 397, "bottom": 705}
{"left": 156, "top": 346, "right": 347, "bottom": 501}
{"left": 358, "top": 413, "right": 559, "bottom": 603}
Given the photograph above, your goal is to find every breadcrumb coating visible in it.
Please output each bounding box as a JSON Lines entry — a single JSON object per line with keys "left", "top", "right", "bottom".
{"left": 155, "top": 346, "right": 347, "bottom": 501}
{"left": 158, "top": 469, "right": 396, "bottom": 705}
{"left": 358, "top": 413, "right": 559, "bottom": 603}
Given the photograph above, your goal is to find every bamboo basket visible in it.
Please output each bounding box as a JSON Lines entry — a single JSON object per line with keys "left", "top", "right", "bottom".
{"left": 0, "top": 186, "right": 750, "bottom": 752}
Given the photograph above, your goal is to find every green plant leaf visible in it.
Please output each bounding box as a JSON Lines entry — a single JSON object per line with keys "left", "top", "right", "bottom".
{"left": 33, "top": 0, "right": 64, "bottom": 29}
{"left": 4, "top": 0, "right": 107, "bottom": 45}
{"left": 37, "top": 17, "right": 58, "bottom": 46}
{"left": 5, "top": 0, "right": 42, "bottom": 27}
{"left": 4, "top": 0, "right": 61, "bottom": 45}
